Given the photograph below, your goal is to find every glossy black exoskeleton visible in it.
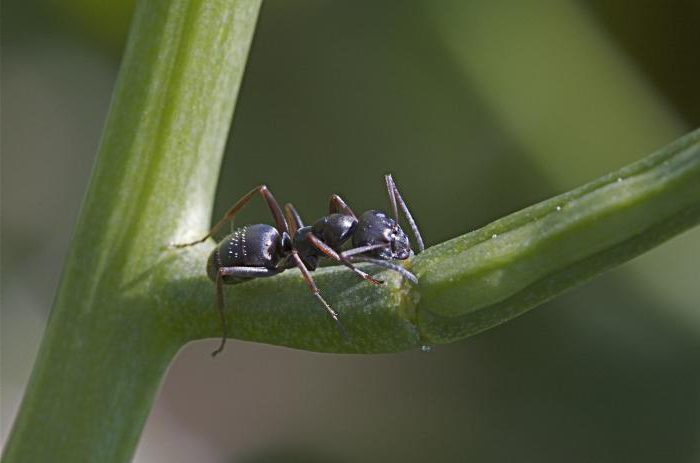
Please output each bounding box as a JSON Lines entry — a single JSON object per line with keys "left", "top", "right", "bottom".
{"left": 176, "top": 175, "right": 424, "bottom": 356}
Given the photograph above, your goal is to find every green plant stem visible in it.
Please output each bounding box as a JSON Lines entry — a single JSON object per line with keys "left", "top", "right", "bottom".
{"left": 412, "top": 129, "right": 700, "bottom": 342}
{"left": 3, "top": 0, "right": 262, "bottom": 461}
{"left": 175, "top": 128, "right": 700, "bottom": 351}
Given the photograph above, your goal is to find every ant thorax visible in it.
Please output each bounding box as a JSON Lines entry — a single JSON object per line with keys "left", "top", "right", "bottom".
{"left": 310, "top": 213, "right": 357, "bottom": 248}
{"left": 291, "top": 227, "right": 321, "bottom": 270}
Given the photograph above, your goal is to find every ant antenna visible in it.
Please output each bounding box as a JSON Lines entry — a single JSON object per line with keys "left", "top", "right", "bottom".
{"left": 385, "top": 174, "right": 425, "bottom": 253}
{"left": 385, "top": 175, "right": 399, "bottom": 223}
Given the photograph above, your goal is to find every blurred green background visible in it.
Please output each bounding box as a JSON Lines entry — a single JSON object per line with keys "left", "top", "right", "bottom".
{"left": 2, "top": 1, "right": 700, "bottom": 462}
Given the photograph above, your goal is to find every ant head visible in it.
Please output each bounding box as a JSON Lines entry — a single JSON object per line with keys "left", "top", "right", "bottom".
{"left": 385, "top": 222, "right": 411, "bottom": 260}
{"left": 353, "top": 210, "right": 413, "bottom": 260}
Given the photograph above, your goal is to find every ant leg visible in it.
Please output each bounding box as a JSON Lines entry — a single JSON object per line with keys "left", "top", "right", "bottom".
{"left": 341, "top": 243, "right": 390, "bottom": 258}
{"left": 212, "top": 271, "right": 227, "bottom": 357}
{"left": 305, "top": 234, "right": 384, "bottom": 285}
{"left": 290, "top": 250, "right": 348, "bottom": 340}
{"left": 385, "top": 174, "right": 425, "bottom": 253}
{"left": 339, "top": 243, "right": 418, "bottom": 283}
{"left": 284, "top": 203, "right": 304, "bottom": 236}
{"left": 347, "top": 256, "right": 418, "bottom": 285}
{"left": 329, "top": 194, "right": 356, "bottom": 218}
{"left": 175, "top": 185, "right": 289, "bottom": 247}
{"left": 211, "top": 266, "right": 283, "bottom": 357}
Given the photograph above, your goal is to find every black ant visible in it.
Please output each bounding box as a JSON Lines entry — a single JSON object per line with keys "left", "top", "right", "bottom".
{"left": 176, "top": 174, "right": 424, "bottom": 356}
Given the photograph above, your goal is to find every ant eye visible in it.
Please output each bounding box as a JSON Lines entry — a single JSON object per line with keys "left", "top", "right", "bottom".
{"left": 382, "top": 228, "right": 393, "bottom": 242}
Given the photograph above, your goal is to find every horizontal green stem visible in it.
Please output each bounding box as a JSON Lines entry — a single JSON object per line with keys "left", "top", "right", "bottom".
{"left": 412, "top": 129, "right": 700, "bottom": 342}
{"left": 175, "top": 128, "right": 700, "bottom": 350}
{"left": 169, "top": 245, "right": 421, "bottom": 353}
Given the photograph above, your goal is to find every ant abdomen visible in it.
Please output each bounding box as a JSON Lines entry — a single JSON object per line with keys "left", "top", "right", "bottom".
{"left": 206, "top": 224, "right": 283, "bottom": 283}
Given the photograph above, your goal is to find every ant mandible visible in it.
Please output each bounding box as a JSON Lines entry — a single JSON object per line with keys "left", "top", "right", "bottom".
{"left": 176, "top": 174, "right": 424, "bottom": 356}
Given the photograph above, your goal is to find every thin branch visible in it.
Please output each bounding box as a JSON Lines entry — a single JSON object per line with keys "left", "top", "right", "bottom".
{"left": 176, "top": 129, "right": 700, "bottom": 351}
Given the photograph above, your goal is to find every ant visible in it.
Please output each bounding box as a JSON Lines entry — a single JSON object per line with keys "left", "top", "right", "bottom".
{"left": 176, "top": 174, "right": 424, "bottom": 356}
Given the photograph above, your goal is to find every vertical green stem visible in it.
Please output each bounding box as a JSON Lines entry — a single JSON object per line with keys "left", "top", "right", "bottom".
{"left": 3, "top": 0, "right": 261, "bottom": 461}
